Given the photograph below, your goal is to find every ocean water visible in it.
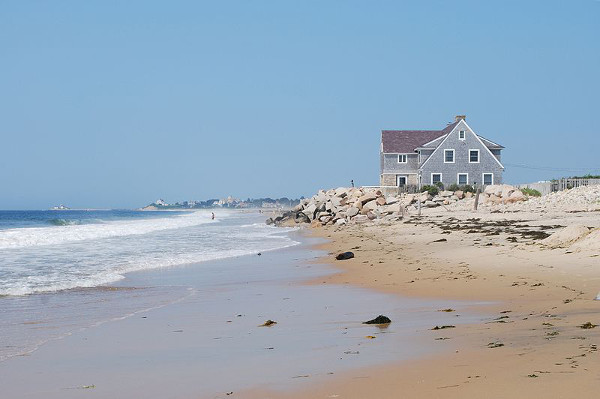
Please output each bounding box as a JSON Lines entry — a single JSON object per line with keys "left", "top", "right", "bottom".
{"left": 0, "top": 209, "right": 298, "bottom": 361}
{"left": 0, "top": 209, "right": 296, "bottom": 296}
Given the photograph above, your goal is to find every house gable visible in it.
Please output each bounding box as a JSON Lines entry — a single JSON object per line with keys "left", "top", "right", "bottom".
{"left": 419, "top": 119, "right": 504, "bottom": 185}
{"left": 420, "top": 119, "right": 504, "bottom": 170}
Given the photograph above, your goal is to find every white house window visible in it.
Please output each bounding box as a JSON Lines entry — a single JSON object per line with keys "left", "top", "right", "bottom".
{"left": 459, "top": 130, "right": 466, "bottom": 140}
{"left": 396, "top": 175, "right": 407, "bottom": 186}
{"left": 398, "top": 154, "right": 407, "bottom": 163}
{"left": 483, "top": 173, "right": 493, "bottom": 185}
{"left": 432, "top": 173, "right": 442, "bottom": 184}
{"left": 444, "top": 149, "right": 455, "bottom": 163}
{"left": 458, "top": 173, "right": 468, "bottom": 185}
{"left": 469, "top": 149, "right": 480, "bottom": 163}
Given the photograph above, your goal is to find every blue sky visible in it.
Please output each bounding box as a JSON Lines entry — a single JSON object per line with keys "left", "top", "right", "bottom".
{"left": 1, "top": 0, "right": 598, "bottom": 209}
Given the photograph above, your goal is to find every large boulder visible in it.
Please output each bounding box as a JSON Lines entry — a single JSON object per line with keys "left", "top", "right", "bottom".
{"left": 334, "top": 187, "right": 348, "bottom": 198}
{"left": 346, "top": 207, "right": 360, "bottom": 217}
{"left": 385, "top": 196, "right": 399, "bottom": 205}
{"left": 501, "top": 185, "right": 517, "bottom": 199}
{"left": 484, "top": 185, "right": 499, "bottom": 195}
{"left": 419, "top": 193, "right": 432, "bottom": 203}
{"left": 363, "top": 200, "right": 379, "bottom": 212}
{"left": 358, "top": 193, "right": 377, "bottom": 205}
{"left": 294, "top": 212, "right": 310, "bottom": 223}
{"left": 316, "top": 211, "right": 331, "bottom": 220}
{"left": 319, "top": 215, "right": 332, "bottom": 224}
{"left": 335, "top": 218, "right": 347, "bottom": 226}
{"left": 506, "top": 190, "right": 526, "bottom": 203}
{"left": 440, "top": 190, "right": 453, "bottom": 197}
{"left": 302, "top": 203, "right": 317, "bottom": 221}
{"left": 331, "top": 196, "right": 346, "bottom": 207}
{"left": 454, "top": 190, "right": 464, "bottom": 199}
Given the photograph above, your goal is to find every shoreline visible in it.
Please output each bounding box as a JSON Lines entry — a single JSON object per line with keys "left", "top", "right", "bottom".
{"left": 0, "top": 225, "right": 483, "bottom": 398}
{"left": 243, "top": 208, "right": 600, "bottom": 398}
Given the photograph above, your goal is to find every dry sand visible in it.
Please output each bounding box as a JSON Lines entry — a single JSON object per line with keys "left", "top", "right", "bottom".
{"left": 244, "top": 207, "right": 600, "bottom": 398}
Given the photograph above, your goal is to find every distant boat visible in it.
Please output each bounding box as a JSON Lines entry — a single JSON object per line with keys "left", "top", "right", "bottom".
{"left": 51, "top": 204, "right": 70, "bottom": 210}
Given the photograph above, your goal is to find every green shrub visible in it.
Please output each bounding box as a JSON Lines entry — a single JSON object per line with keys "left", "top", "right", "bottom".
{"left": 421, "top": 185, "right": 439, "bottom": 196}
{"left": 521, "top": 188, "right": 541, "bottom": 197}
{"left": 445, "top": 184, "right": 474, "bottom": 193}
{"left": 434, "top": 181, "right": 444, "bottom": 189}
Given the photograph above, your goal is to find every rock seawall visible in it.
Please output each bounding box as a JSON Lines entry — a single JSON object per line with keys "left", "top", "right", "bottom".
{"left": 266, "top": 184, "right": 528, "bottom": 227}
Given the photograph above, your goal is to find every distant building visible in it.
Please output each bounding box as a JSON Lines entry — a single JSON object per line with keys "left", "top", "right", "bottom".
{"left": 380, "top": 115, "right": 504, "bottom": 188}
{"left": 155, "top": 199, "right": 168, "bottom": 206}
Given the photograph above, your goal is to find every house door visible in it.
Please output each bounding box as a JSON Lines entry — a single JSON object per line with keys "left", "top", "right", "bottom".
{"left": 396, "top": 175, "right": 407, "bottom": 186}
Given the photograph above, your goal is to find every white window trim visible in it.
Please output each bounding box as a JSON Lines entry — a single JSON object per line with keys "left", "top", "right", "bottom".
{"left": 459, "top": 130, "right": 466, "bottom": 140}
{"left": 469, "top": 149, "right": 480, "bottom": 164}
{"left": 443, "top": 149, "right": 455, "bottom": 164}
{"left": 431, "top": 173, "right": 442, "bottom": 184}
{"left": 457, "top": 173, "right": 468, "bottom": 185}
{"left": 397, "top": 154, "right": 408, "bottom": 163}
{"left": 482, "top": 173, "right": 494, "bottom": 185}
{"left": 396, "top": 175, "right": 408, "bottom": 186}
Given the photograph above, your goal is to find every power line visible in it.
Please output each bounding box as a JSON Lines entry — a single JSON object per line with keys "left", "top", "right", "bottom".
{"left": 504, "top": 163, "right": 600, "bottom": 173}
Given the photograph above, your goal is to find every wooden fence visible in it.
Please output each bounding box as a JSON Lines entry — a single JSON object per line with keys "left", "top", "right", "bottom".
{"left": 551, "top": 178, "right": 600, "bottom": 192}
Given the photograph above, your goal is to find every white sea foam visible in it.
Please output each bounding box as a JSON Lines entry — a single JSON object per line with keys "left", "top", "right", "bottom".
{"left": 0, "top": 212, "right": 298, "bottom": 296}
{"left": 0, "top": 211, "right": 217, "bottom": 249}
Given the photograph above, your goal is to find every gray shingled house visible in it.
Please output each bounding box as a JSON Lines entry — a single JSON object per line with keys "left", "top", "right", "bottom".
{"left": 380, "top": 115, "right": 504, "bottom": 188}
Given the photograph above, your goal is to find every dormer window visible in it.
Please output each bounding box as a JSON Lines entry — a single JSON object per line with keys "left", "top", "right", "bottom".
{"left": 398, "top": 154, "right": 407, "bottom": 163}
{"left": 444, "top": 149, "right": 455, "bottom": 163}
{"left": 459, "top": 130, "right": 466, "bottom": 140}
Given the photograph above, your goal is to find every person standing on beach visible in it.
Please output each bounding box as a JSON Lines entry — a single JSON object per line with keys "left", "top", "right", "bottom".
{"left": 351, "top": 179, "right": 354, "bottom": 188}
{"left": 211, "top": 212, "right": 215, "bottom": 220}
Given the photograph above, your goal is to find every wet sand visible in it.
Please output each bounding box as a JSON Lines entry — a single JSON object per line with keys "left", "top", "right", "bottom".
{"left": 244, "top": 210, "right": 600, "bottom": 398}
{"left": 0, "top": 231, "right": 485, "bottom": 398}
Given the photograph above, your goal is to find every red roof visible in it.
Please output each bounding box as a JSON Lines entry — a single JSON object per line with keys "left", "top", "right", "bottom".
{"left": 382, "top": 122, "right": 458, "bottom": 153}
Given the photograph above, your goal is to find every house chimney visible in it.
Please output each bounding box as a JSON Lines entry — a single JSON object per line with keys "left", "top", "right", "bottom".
{"left": 455, "top": 115, "right": 466, "bottom": 122}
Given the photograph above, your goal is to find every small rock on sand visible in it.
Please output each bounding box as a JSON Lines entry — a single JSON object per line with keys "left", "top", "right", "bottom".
{"left": 335, "top": 252, "right": 354, "bottom": 260}
{"left": 363, "top": 315, "right": 392, "bottom": 325}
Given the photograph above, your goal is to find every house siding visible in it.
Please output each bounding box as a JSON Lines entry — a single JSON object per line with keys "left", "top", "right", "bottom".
{"left": 381, "top": 173, "right": 418, "bottom": 186}
{"left": 491, "top": 149, "right": 501, "bottom": 162}
{"left": 420, "top": 120, "right": 503, "bottom": 186}
{"left": 418, "top": 149, "right": 434, "bottom": 166}
{"left": 382, "top": 153, "right": 419, "bottom": 174}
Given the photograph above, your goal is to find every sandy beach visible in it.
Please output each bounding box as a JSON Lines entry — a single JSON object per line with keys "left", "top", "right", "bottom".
{"left": 246, "top": 200, "right": 600, "bottom": 398}
{"left": 0, "top": 224, "right": 489, "bottom": 399}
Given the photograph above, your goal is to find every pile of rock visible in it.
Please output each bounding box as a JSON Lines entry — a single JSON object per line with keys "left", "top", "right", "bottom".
{"left": 509, "top": 185, "right": 600, "bottom": 212}
{"left": 266, "top": 186, "right": 474, "bottom": 227}
{"left": 416, "top": 189, "right": 474, "bottom": 208}
{"left": 481, "top": 185, "right": 527, "bottom": 204}
{"left": 289, "top": 187, "right": 402, "bottom": 226}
